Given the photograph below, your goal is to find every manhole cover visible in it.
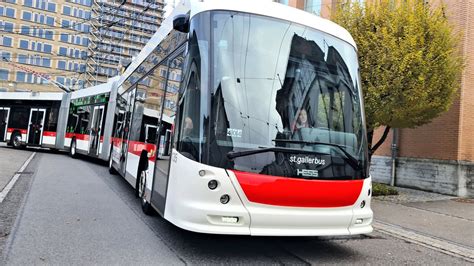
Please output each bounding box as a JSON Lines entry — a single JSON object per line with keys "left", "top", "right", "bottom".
{"left": 451, "top": 198, "right": 474, "bottom": 204}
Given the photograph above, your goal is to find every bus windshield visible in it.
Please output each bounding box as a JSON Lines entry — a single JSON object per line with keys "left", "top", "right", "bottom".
{"left": 182, "top": 11, "right": 368, "bottom": 180}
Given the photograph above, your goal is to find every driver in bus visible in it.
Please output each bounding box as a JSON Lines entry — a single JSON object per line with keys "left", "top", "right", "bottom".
{"left": 292, "top": 109, "right": 310, "bottom": 131}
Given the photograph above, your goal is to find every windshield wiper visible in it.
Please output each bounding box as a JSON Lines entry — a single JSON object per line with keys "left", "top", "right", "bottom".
{"left": 227, "top": 146, "right": 322, "bottom": 160}
{"left": 272, "top": 139, "right": 362, "bottom": 170}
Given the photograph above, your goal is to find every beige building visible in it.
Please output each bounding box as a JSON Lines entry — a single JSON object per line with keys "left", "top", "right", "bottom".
{"left": 278, "top": 0, "right": 474, "bottom": 197}
{"left": 0, "top": 0, "right": 163, "bottom": 92}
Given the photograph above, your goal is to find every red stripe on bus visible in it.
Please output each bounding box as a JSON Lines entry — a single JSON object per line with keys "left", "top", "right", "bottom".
{"left": 7, "top": 128, "right": 27, "bottom": 134}
{"left": 128, "top": 141, "right": 157, "bottom": 161}
{"left": 43, "top": 131, "right": 56, "bottom": 137}
{"left": 111, "top": 137, "right": 122, "bottom": 147}
{"left": 65, "top": 133, "right": 90, "bottom": 141}
{"left": 232, "top": 170, "right": 364, "bottom": 208}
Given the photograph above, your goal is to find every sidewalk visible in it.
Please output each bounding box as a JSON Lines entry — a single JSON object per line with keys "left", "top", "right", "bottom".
{"left": 372, "top": 186, "right": 474, "bottom": 260}
{"left": 0, "top": 144, "right": 33, "bottom": 191}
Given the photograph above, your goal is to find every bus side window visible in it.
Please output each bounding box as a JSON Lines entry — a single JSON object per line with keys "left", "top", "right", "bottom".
{"left": 46, "top": 108, "right": 59, "bottom": 132}
{"left": 177, "top": 71, "right": 201, "bottom": 161}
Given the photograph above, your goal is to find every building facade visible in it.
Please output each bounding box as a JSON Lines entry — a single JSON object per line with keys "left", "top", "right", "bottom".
{"left": 0, "top": 0, "right": 163, "bottom": 93}
{"left": 277, "top": 0, "right": 474, "bottom": 197}
{"left": 85, "top": 0, "right": 164, "bottom": 87}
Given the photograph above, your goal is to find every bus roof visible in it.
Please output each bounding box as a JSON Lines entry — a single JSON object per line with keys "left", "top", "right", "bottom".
{"left": 0, "top": 92, "right": 64, "bottom": 101}
{"left": 117, "top": 0, "right": 356, "bottom": 93}
{"left": 189, "top": 0, "right": 356, "bottom": 48}
{"left": 72, "top": 76, "right": 119, "bottom": 100}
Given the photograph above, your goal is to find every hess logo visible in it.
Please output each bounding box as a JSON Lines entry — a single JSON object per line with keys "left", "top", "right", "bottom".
{"left": 296, "top": 169, "right": 319, "bottom": 177}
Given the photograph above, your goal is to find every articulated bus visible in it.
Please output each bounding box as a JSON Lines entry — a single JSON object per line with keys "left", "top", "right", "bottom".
{"left": 0, "top": 92, "right": 69, "bottom": 149}
{"left": 64, "top": 78, "right": 118, "bottom": 160}
{"left": 109, "top": 0, "right": 373, "bottom": 236}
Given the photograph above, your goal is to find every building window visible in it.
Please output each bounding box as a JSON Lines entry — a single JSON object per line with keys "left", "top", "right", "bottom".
{"left": 5, "top": 7, "right": 15, "bottom": 18}
{"left": 20, "top": 25, "right": 29, "bottom": 35}
{"left": 46, "top": 16, "right": 54, "bottom": 26}
{"left": 19, "top": 40, "right": 28, "bottom": 49}
{"left": 1, "top": 51, "right": 11, "bottom": 61}
{"left": 47, "top": 2, "right": 55, "bottom": 12}
{"left": 43, "top": 43, "right": 52, "bottom": 53}
{"left": 62, "top": 19, "right": 70, "bottom": 28}
{"left": 304, "top": 0, "right": 322, "bottom": 15}
{"left": 60, "top": 33, "right": 68, "bottom": 42}
{"left": 22, "top": 11, "right": 32, "bottom": 21}
{"left": 58, "top": 60, "right": 66, "bottom": 70}
{"left": 45, "top": 30, "right": 53, "bottom": 40}
{"left": 18, "top": 54, "right": 27, "bottom": 64}
{"left": 0, "top": 69, "right": 8, "bottom": 80}
{"left": 3, "top": 22, "right": 14, "bottom": 32}
{"left": 63, "top": 6, "right": 71, "bottom": 16}
{"left": 1, "top": 37, "right": 12, "bottom": 47}
{"left": 24, "top": 0, "right": 55, "bottom": 12}
{"left": 42, "top": 58, "right": 51, "bottom": 67}
{"left": 16, "top": 71, "right": 26, "bottom": 82}
{"left": 81, "top": 38, "right": 89, "bottom": 46}
{"left": 58, "top": 47, "right": 67, "bottom": 56}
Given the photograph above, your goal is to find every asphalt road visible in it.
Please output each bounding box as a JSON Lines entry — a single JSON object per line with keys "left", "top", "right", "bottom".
{"left": 0, "top": 149, "right": 470, "bottom": 265}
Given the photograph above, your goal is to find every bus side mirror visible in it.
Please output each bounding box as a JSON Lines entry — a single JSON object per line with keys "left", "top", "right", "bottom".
{"left": 173, "top": 14, "right": 190, "bottom": 33}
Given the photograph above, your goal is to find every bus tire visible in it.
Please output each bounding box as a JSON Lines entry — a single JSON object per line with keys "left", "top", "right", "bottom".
{"left": 135, "top": 151, "right": 149, "bottom": 197}
{"left": 11, "top": 132, "right": 23, "bottom": 149}
{"left": 69, "top": 139, "right": 77, "bottom": 158}
{"left": 139, "top": 169, "right": 152, "bottom": 215}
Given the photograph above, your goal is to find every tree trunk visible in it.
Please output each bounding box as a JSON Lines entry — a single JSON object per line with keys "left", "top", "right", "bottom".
{"left": 368, "top": 126, "right": 391, "bottom": 163}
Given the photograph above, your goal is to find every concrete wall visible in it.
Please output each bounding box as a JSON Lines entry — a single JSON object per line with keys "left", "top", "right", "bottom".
{"left": 371, "top": 155, "right": 474, "bottom": 198}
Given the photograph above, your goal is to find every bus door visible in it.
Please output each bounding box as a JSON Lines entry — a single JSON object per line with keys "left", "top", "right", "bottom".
{"left": 151, "top": 52, "right": 184, "bottom": 214}
{"left": 0, "top": 107, "right": 10, "bottom": 142}
{"left": 27, "top": 108, "right": 46, "bottom": 145}
{"left": 89, "top": 105, "right": 105, "bottom": 156}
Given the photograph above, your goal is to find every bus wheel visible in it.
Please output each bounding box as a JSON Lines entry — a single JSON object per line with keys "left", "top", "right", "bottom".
{"left": 139, "top": 170, "right": 152, "bottom": 215}
{"left": 11, "top": 132, "right": 22, "bottom": 149}
{"left": 69, "top": 139, "right": 77, "bottom": 158}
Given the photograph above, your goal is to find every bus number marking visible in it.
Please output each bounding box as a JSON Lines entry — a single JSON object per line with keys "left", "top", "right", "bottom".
{"left": 227, "top": 128, "right": 242, "bottom": 138}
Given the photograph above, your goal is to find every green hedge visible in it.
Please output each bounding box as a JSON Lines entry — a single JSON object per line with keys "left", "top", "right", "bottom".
{"left": 372, "top": 183, "right": 399, "bottom": 196}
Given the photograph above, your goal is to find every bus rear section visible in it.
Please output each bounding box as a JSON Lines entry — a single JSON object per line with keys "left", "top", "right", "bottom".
{"left": 64, "top": 79, "right": 118, "bottom": 160}
{"left": 0, "top": 92, "right": 64, "bottom": 149}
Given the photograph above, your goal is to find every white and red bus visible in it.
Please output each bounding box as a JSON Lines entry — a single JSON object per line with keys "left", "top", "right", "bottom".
{"left": 109, "top": 0, "right": 373, "bottom": 236}
{"left": 0, "top": 92, "right": 69, "bottom": 149}
{"left": 64, "top": 78, "right": 119, "bottom": 160}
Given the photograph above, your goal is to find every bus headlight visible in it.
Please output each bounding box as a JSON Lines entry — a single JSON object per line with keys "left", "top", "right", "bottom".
{"left": 360, "top": 200, "right": 366, "bottom": 208}
{"left": 220, "top": 194, "right": 230, "bottom": 204}
{"left": 208, "top": 180, "right": 218, "bottom": 190}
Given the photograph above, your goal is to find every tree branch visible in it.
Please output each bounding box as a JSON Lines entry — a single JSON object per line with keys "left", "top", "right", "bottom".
{"left": 370, "top": 126, "right": 391, "bottom": 155}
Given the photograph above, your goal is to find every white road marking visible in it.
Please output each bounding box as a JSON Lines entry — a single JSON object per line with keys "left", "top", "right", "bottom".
{"left": 374, "top": 220, "right": 474, "bottom": 262}
{"left": 0, "top": 152, "right": 36, "bottom": 203}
